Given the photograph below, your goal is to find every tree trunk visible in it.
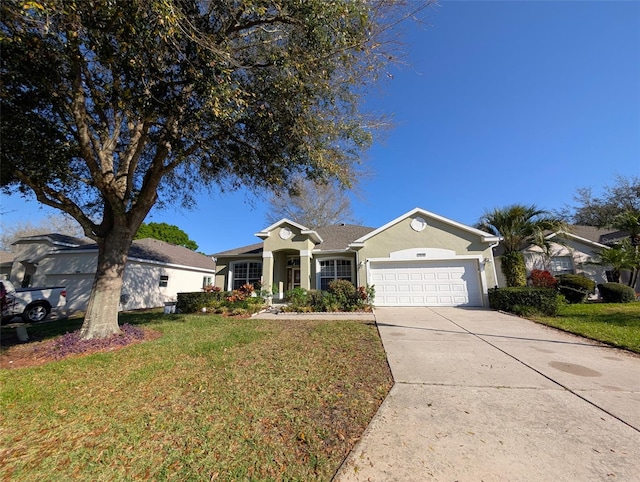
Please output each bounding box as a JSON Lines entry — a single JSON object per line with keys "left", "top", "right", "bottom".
{"left": 79, "top": 228, "right": 133, "bottom": 340}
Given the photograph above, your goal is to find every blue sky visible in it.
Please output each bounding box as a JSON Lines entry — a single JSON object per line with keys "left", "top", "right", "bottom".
{"left": 1, "top": 1, "right": 639, "bottom": 254}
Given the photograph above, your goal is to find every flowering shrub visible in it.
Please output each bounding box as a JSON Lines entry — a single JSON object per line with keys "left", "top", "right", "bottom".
{"left": 529, "top": 269, "right": 558, "bottom": 289}
{"left": 227, "top": 283, "right": 255, "bottom": 302}
{"left": 203, "top": 285, "right": 221, "bottom": 293}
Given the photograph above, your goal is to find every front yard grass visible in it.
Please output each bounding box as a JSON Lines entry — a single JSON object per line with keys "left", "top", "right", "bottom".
{"left": 0, "top": 312, "right": 392, "bottom": 481}
{"left": 530, "top": 302, "right": 640, "bottom": 354}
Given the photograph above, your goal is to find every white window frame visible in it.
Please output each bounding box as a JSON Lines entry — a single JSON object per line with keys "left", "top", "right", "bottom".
{"left": 229, "top": 260, "right": 263, "bottom": 290}
{"left": 159, "top": 274, "right": 169, "bottom": 288}
{"left": 316, "top": 257, "right": 354, "bottom": 291}
{"left": 550, "top": 256, "right": 574, "bottom": 275}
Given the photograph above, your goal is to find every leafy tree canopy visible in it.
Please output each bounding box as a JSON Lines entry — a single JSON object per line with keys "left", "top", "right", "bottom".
{"left": 265, "top": 177, "right": 358, "bottom": 229}
{"left": 562, "top": 175, "right": 640, "bottom": 227}
{"left": 0, "top": 0, "right": 431, "bottom": 339}
{"left": 134, "top": 222, "right": 198, "bottom": 250}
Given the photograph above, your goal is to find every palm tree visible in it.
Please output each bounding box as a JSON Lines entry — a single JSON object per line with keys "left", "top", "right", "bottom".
{"left": 590, "top": 239, "right": 638, "bottom": 283}
{"left": 610, "top": 210, "right": 640, "bottom": 287}
{"left": 478, "top": 204, "right": 567, "bottom": 287}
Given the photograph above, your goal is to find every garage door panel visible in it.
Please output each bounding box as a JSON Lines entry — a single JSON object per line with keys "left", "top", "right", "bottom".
{"left": 370, "top": 260, "right": 482, "bottom": 307}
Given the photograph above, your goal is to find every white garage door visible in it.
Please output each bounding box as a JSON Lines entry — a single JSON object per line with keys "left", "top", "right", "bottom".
{"left": 369, "top": 260, "right": 482, "bottom": 307}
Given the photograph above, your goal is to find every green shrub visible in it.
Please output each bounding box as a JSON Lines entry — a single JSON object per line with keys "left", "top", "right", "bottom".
{"left": 284, "top": 287, "right": 308, "bottom": 312}
{"left": 488, "top": 287, "right": 561, "bottom": 316}
{"left": 177, "top": 291, "right": 230, "bottom": 313}
{"left": 321, "top": 292, "right": 341, "bottom": 312}
{"left": 556, "top": 274, "right": 595, "bottom": 292}
{"left": 556, "top": 274, "right": 595, "bottom": 304}
{"left": 597, "top": 283, "right": 637, "bottom": 303}
{"left": 306, "top": 290, "right": 326, "bottom": 312}
{"left": 328, "top": 279, "right": 359, "bottom": 311}
{"left": 558, "top": 285, "right": 589, "bottom": 304}
{"left": 511, "top": 305, "right": 538, "bottom": 317}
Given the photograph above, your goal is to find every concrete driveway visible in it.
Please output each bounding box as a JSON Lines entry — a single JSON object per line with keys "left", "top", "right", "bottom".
{"left": 334, "top": 307, "right": 640, "bottom": 481}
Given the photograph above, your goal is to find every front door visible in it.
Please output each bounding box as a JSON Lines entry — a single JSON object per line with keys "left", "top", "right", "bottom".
{"left": 287, "top": 267, "right": 301, "bottom": 291}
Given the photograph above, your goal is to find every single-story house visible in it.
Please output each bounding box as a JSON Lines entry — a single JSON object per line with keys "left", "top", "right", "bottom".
{"left": 212, "top": 208, "right": 502, "bottom": 307}
{"left": 493, "top": 225, "right": 637, "bottom": 289}
{"left": 0, "top": 251, "right": 14, "bottom": 280}
{"left": 8, "top": 234, "right": 217, "bottom": 312}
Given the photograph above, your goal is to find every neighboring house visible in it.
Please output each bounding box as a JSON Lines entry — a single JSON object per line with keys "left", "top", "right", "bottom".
{"left": 0, "top": 251, "right": 14, "bottom": 280}
{"left": 213, "top": 208, "right": 501, "bottom": 307}
{"left": 493, "top": 225, "right": 635, "bottom": 289}
{"left": 8, "top": 234, "right": 216, "bottom": 312}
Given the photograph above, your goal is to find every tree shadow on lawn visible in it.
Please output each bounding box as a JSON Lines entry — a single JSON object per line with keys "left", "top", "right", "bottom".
{"left": 1, "top": 308, "right": 172, "bottom": 350}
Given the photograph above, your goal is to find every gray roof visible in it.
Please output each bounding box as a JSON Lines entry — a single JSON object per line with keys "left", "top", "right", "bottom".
{"left": 12, "top": 233, "right": 93, "bottom": 247}
{"left": 211, "top": 223, "right": 376, "bottom": 257}
{"left": 567, "top": 225, "right": 618, "bottom": 244}
{"left": 315, "top": 224, "right": 376, "bottom": 251}
{"left": 0, "top": 251, "right": 15, "bottom": 265}
{"left": 212, "top": 242, "right": 264, "bottom": 257}
{"left": 64, "top": 238, "right": 216, "bottom": 271}
{"left": 130, "top": 238, "right": 216, "bottom": 270}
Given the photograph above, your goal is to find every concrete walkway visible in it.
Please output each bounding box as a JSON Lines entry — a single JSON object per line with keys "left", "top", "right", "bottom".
{"left": 334, "top": 307, "right": 640, "bottom": 481}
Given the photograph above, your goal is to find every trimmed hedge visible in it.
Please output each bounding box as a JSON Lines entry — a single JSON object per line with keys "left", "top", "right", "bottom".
{"left": 556, "top": 274, "right": 596, "bottom": 292}
{"left": 488, "top": 287, "right": 561, "bottom": 316}
{"left": 176, "top": 290, "right": 228, "bottom": 313}
{"left": 597, "top": 283, "right": 637, "bottom": 303}
{"left": 556, "top": 274, "right": 595, "bottom": 304}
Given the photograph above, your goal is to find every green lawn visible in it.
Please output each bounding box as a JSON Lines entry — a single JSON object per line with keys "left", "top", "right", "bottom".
{"left": 531, "top": 302, "right": 640, "bottom": 353}
{"left": 0, "top": 312, "right": 392, "bottom": 481}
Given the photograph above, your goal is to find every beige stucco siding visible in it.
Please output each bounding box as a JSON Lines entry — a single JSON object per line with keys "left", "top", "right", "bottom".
{"left": 214, "top": 256, "right": 262, "bottom": 291}
{"left": 356, "top": 216, "right": 498, "bottom": 289}
{"left": 262, "top": 222, "right": 317, "bottom": 291}
{"left": 262, "top": 222, "right": 316, "bottom": 253}
{"left": 214, "top": 260, "right": 228, "bottom": 289}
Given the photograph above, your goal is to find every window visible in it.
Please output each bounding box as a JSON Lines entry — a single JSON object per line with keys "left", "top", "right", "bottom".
{"left": 550, "top": 256, "right": 574, "bottom": 275}
{"left": 202, "top": 276, "right": 213, "bottom": 288}
{"left": 159, "top": 275, "right": 169, "bottom": 287}
{"left": 232, "top": 261, "right": 262, "bottom": 290}
{"left": 319, "top": 259, "right": 353, "bottom": 290}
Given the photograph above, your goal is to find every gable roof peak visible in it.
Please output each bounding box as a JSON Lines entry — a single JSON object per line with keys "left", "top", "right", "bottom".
{"left": 351, "top": 207, "right": 501, "bottom": 244}
{"left": 255, "top": 218, "right": 322, "bottom": 244}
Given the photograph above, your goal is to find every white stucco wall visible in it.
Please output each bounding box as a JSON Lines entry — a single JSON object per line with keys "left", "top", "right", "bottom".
{"left": 13, "top": 247, "right": 215, "bottom": 313}
{"left": 495, "top": 239, "right": 609, "bottom": 288}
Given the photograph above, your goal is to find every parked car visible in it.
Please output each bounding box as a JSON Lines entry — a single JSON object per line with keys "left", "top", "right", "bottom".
{"left": 0, "top": 280, "right": 67, "bottom": 323}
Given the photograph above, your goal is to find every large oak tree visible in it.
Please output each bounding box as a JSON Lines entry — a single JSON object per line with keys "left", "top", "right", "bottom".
{"left": 1, "top": 0, "right": 430, "bottom": 338}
